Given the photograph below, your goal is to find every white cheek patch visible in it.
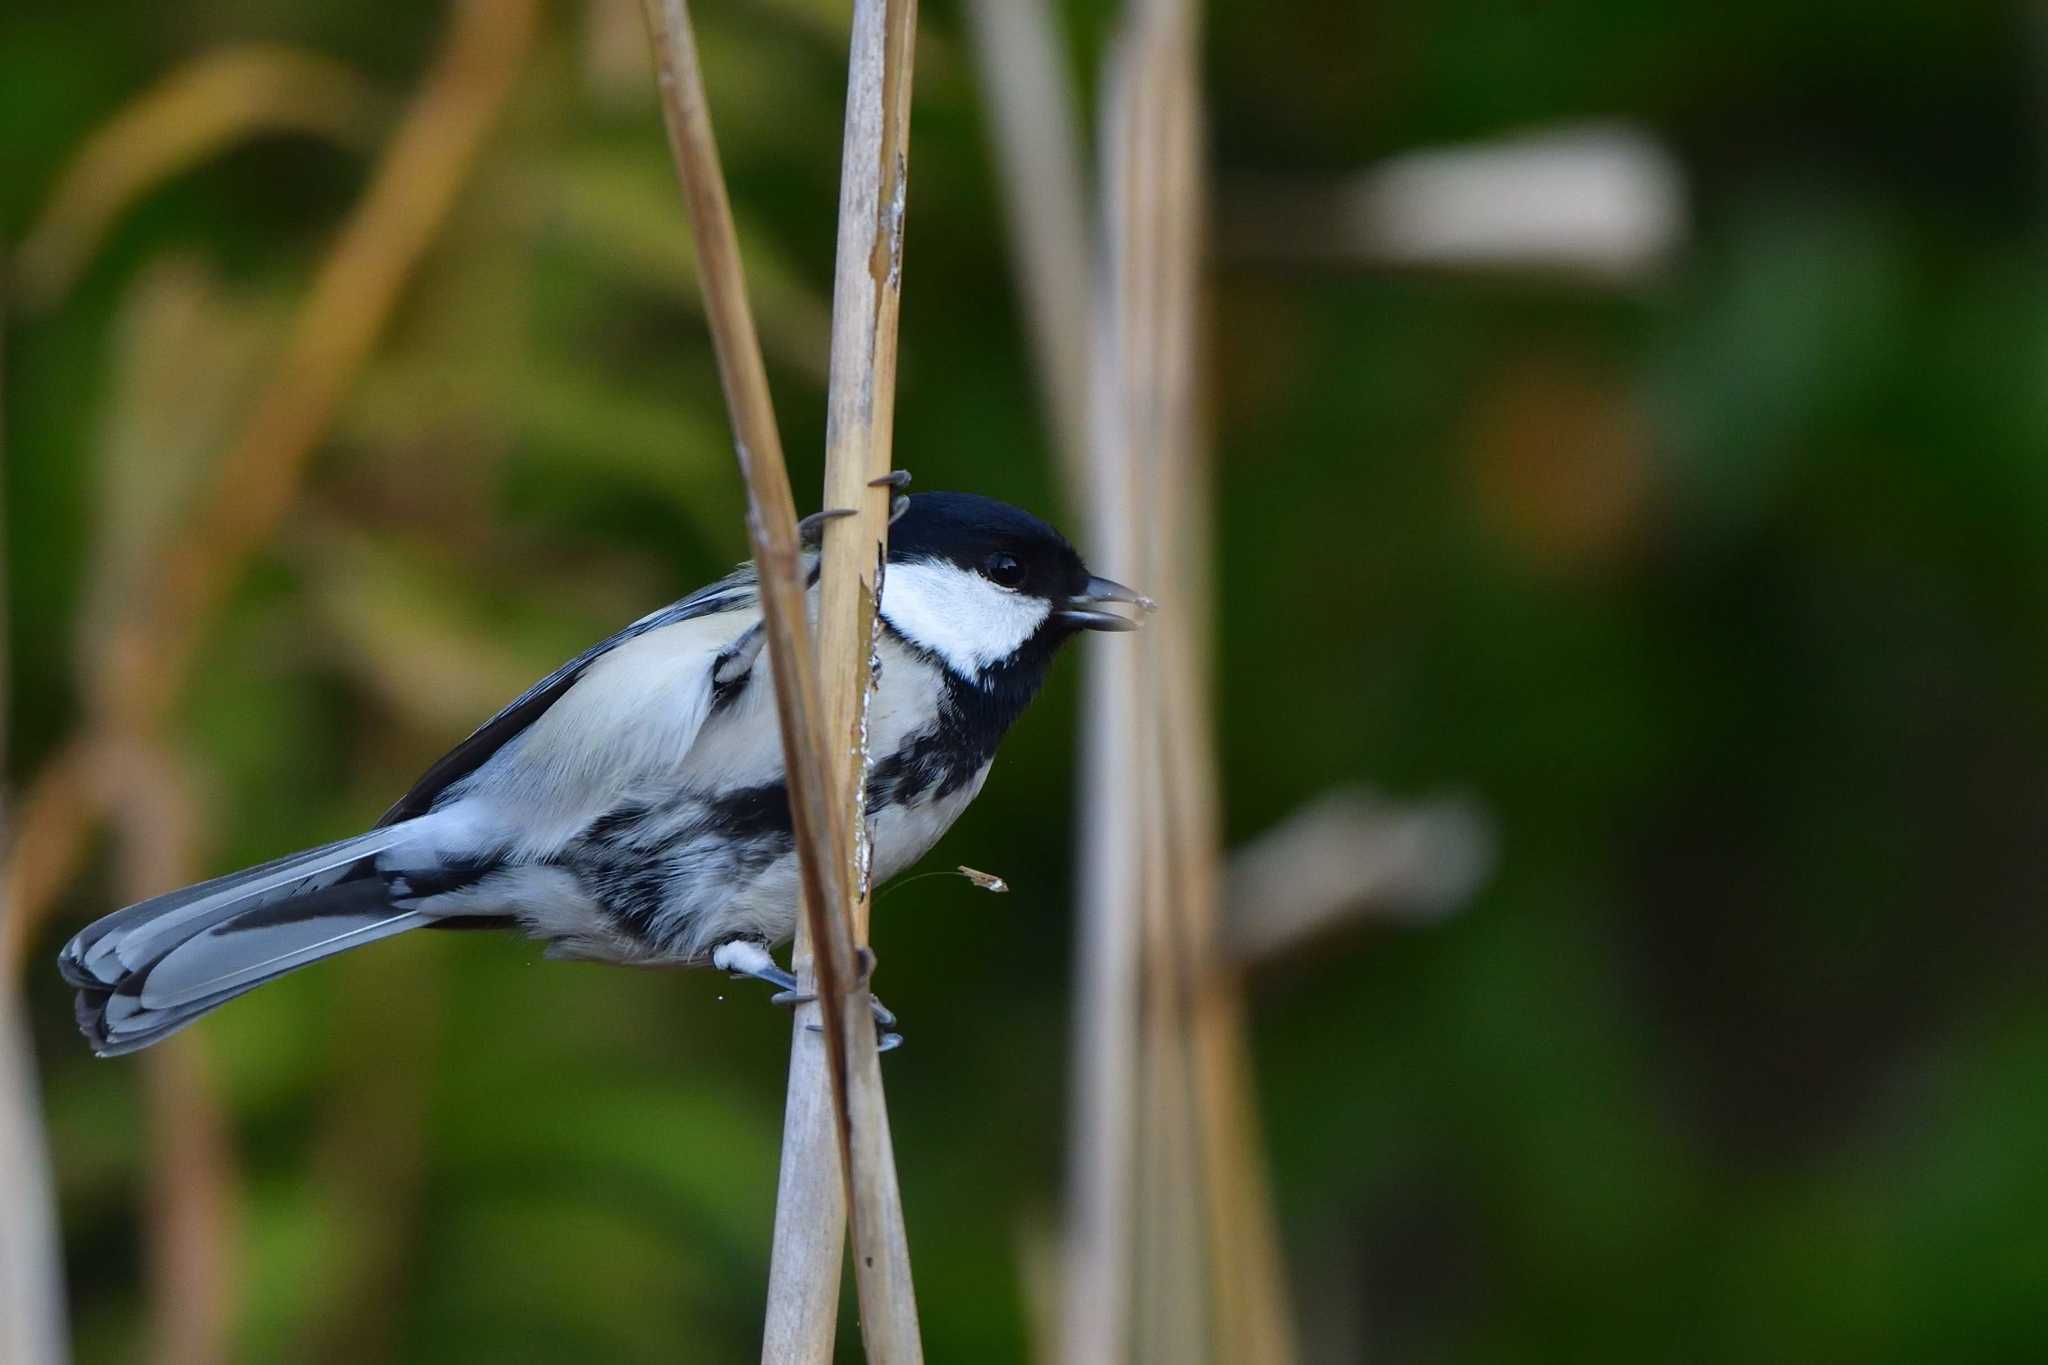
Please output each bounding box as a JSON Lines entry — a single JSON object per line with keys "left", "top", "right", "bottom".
{"left": 879, "top": 558, "right": 1051, "bottom": 678}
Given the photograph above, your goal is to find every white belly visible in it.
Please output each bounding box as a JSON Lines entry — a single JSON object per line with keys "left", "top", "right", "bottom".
{"left": 868, "top": 759, "right": 992, "bottom": 888}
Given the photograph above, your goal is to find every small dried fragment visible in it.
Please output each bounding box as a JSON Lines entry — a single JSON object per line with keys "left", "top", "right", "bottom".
{"left": 957, "top": 865, "right": 1009, "bottom": 894}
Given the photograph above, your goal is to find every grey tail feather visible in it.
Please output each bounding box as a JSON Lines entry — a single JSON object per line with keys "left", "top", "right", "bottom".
{"left": 61, "top": 827, "right": 448, "bottom": 1057}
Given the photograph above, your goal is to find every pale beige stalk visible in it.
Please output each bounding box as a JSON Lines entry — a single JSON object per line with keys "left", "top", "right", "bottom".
{"left": 763, "top": 0, "right": 925, "bottom": 1362}
{"left": 0, "top": 7, "right": 537, "bottom": 1360}
{"left": 1058, "top": 2, "right": 1300, "bottom": 1361}
{"left": 0, "top": 234, "right": 73, "bottom": 1365}
{"left": 960, "top": 0, "right": 1093, "bottom": 486}
{"left": 12, "top": 46, "right": 381, "bottom": 312}
{"left": 635, "top": 5, "right": 923, "bottom": 1363}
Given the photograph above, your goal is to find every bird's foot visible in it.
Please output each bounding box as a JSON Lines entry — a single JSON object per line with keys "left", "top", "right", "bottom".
{"left": 871, "top": 469, "right": 913, "bottom": 523}
{"left": 796, "top": 507, "right": 857, "bottom": 543}
{"left": 709, "top": 937, "right": 901, "bottom": 1051}
{"left": 796, "top": 473, "right": 912, "bottom": 544}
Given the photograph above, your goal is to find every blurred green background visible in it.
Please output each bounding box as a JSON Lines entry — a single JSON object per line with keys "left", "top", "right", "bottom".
{"left": 9, "top": 0, "right": 2048, "bottom": 1361}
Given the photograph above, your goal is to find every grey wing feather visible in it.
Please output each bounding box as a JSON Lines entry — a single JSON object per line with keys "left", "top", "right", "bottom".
{"left": 64, "top": 563, "right": 784, "bottom": 1056}
{"left": 377, "top": 566, "right": 761, "bottom": 826}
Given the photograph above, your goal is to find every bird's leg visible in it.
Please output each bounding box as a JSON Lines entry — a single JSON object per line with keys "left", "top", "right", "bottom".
{"left": 708, "top": 936, "right": 902, "bottom": 1050}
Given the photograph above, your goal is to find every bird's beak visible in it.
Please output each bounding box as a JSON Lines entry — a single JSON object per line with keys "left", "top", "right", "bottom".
{"left": 1053, "top": 575, "right": 1157, "bottom": 632}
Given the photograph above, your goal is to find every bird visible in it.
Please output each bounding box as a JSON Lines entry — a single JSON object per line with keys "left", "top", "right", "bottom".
{"left": 60, "top": 489, "right": 1149, "bottom": 1057}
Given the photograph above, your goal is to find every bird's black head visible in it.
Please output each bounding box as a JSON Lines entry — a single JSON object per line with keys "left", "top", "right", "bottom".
{"left": 879, "top": 492, "right": 1148, "bottom": 688}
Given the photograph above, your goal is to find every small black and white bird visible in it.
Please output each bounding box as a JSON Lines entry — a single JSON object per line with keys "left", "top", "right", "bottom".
{"left": 61, "top": 491, "right": 1147, "bottom": 1056}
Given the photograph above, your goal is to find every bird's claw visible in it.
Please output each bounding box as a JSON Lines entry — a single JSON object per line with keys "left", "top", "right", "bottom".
{"left": 798, "top": 475, "right": 909, "bottom": 539}
{"left": 772, "top": 979, "right": 897, "bottom": 1033}
{"left": 805, "top": 1019, "right": 903, "bottom": 1053}
{"left": 796, "top": 507, "right": 858, "bottom": 543}
{"left": 867, "top": 471, "right": 914, "bottom": 524}
{"left": 858, "top": 993, "right": 901, "bottom": 1033}
{"left": 715, "top": 936, "right": 900, "bottom": 1050}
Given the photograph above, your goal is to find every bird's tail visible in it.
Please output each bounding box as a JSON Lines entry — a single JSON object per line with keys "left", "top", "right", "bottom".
{"left": 60, "top": 823, "right": 443, "bottom": 1056}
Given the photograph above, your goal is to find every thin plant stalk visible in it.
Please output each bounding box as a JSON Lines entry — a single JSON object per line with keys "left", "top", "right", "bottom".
{"left": 960, "top": 0, "right": 1092, "bottom": 486}
{"left": 0, "top": 235, "right": 74, "bottom": 1365}
{"left": 0, "top": 6, "right": 537, "bottom": 1358}
{"left": 0, "top": 740, "right": 96, "bottom": 982}
{"left": 0, "top": 995, "right": 67, "bottom": 1365}
{"left": 1060, "top": 21, "right": 1149, "bottom": 1352}
{"left": 1057, "top": 1, "right": 1300, "bottom": 1360}
{"left": 126, "top": 0, "right": 537, "bottom": 730}
{"left": 635, "top": 6, "right": 922, "bottom": 1363}
{"left": 636, "top": 0, "right": 860, "bottom": 1171}
{"left": 12, "top": 45, "right": 381, "bottom": 312}
{"left": 763, "top": 0, "right": 925, "bottom": 1361}
{"left": 107, "top": 747, "right": 239, "bottom": 1365}
{"left": 1, "top": 0, "right": 540, "bottom": 970}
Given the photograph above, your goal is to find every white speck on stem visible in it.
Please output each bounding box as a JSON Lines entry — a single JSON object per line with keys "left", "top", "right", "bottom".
{"left": 884, "top": 153, "right": 907, "bottom": 293}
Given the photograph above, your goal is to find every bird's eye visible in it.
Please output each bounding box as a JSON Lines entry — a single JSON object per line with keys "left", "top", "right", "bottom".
{"left": 984, "top": 552, "right": 1026, "bottom": 589}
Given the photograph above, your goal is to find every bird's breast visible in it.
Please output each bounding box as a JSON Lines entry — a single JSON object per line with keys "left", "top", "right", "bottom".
{"left": 858, "top": 635, "right": 999, "bottom": 883}
{"left": 867, "top": 757, "right": 992, "bottom": 886}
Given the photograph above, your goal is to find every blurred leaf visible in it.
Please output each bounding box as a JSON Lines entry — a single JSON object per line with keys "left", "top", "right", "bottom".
{"left": 82, "top": 256, "right": 288, "bottom": 672}
{"left": 529, "top": 148, "right": 831, "bottom": 379}
{"left": 13, "top": 44, "right": 382, "bottom": 310}
{"left": 303, "top": 529, "right": 568, "bottom": 735}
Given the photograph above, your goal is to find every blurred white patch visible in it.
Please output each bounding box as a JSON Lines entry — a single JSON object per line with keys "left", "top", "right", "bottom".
{"left": 1356, "top": 124, "right": 1685, "bottom": 279}
{"left": 1226, "top": 786, "right": 1496, "bottom": 963}
{"left": 1225, "top": 122, "right": 1687, "bottom": 283}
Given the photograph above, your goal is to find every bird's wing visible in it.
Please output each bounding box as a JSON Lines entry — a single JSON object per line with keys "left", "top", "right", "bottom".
{"left": 377, "top": 565, "right": 764, "bottom": 836}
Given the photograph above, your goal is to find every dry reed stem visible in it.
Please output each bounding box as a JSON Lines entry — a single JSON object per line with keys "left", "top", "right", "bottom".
{"left": 126, "top": 6, "right": 533, "bottom": 1354}
{"left": 4, "top": 0, "right": 534, "bottom": 953}
{"left": 1118, "top": 20, "right": 1206, "bottom": 1357}
{"left": 0, "top": 738, "right": 98, "bottom": 982}
{"left": 635, "top": 13, "right": 922, "bottom": 1363}
{"left": 1, "top": 8, "right": 535, "bottom": 1361}
{"left": 104, "top": 745, "right": 240, "bottom": 1365}
{"left": 960, "top": 0, "right": 1093, "bottom": 487}
{"left": 136, "top": 1034, "right": 237, "bottom": 1365}
{"left": 1058, "top": 2, "right": 1300, "bottom": 1361}
{"left": 12, "top": 45, "right": 381, "bottom": 312}
{"left": 0, "top": 237, "right": 75, "bottom": 1365}
{"left": 125, "top": 0, "right": 536, "bottom": 734}
{"left": 1060, "top": 22, "right": 1148, "bottom": 1352}
{"left": 1152, "top": 45, "right": 1298, "bottom": 1362}
{"left": 0, "top": 993, "right": 69, "bottom": 1365}
{"left": 636, "top": 0, "right": 854, "bottom": 1160}
{"left": 0, "top": 0, "right": 537, "bottom": 1005}
{"left": 1127, "top": 21, "right": 1296, "bottom": 1359}
{"left": 764, "top": 1, "right": 925, "bottom": 1361}
{"left": 296, "top": 942, "right": 439, "bottom": 1365}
